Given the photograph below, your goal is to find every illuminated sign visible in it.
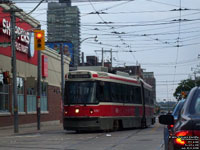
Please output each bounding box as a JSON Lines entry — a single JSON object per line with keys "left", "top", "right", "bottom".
{"left": 42, "top": 55, "right": 48, "bottom": 77}
{"left": 28, "top": 32, "right": 35, "bottom": 58}
{"left": 0, "top": 18, "right": 34, "bottom": 56}
{"left": 68, "top": 74, "right": 91, "bottom": 79}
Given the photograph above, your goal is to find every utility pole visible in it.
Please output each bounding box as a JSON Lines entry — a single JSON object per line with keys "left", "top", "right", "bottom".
{"left": 11, "top": 8, "right": 18, "bottom": 134}
{"left": 35, "top": 29, "right": 45, "bottom": 130}
{"left": 95, "top": 49, "right": 117, "bottom": 67}
{"left": 101, "top": 48, "right": 104, "bottom": 67}
{"left": 81, "top": 52, "right": 84, "bottom": 66}
{"left": 4, "top": 7, "right": 22, "bottom": 134}
{"left": 110, "top": 48, "right": 112, "bottom": 67}
{"left": 166, "top": 80, "right": 169, "bottom": 112}
{"left": 60, "top": 44, "right": 65, "bottom": 105}
{"left": 37, "top": 49, "right": 41, "bottom": 130}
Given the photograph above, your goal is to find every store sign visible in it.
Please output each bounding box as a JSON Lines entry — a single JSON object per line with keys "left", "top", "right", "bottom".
{"left": 28, "top": 32, "right": 35, "bottom": 58}
{"left": 0, "top": 18, "right": 34, "bottom": 57}
{"left": 42, "top": 55, "right": 48, "bottom": 77}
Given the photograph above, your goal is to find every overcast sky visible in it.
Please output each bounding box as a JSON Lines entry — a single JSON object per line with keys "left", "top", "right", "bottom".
{"left": 16, "top": 0, "right": 200, "bottom": 102}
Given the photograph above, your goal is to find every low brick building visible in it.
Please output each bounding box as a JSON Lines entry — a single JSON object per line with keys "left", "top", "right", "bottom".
{"left": 0, "top": 3, "right": 70, "bottom": 127}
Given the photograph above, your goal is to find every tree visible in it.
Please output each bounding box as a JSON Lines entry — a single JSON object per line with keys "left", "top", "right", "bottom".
{"left": 173, "top": 79, "right": 196, "bottom": 101}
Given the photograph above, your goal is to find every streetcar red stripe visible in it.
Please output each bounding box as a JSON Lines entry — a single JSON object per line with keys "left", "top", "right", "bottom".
{"left": 109, "top": 76, "right": 139, "bottom": 84}
{"left": 93, "top": 75, "right": 139, "bottom": 84}
{"left": 63, "top": 105, "right": 154, "bottom": 117}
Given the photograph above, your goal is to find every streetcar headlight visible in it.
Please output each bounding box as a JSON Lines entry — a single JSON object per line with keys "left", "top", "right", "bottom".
{"left": 90, "top": 109, "right": 94, "bottom": 114}
{"left": 64, "top": 111, "right": 68, "bottom": 115}
{"left": 75, "top": 108, "right": 80, "bottom": 114}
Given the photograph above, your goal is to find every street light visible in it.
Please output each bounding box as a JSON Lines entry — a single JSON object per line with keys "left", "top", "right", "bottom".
{"left": 80, "top": 35, "right": 98, "bottom": 44}
{"left": 80, "top": 36, "right": 98, "bottom": 66}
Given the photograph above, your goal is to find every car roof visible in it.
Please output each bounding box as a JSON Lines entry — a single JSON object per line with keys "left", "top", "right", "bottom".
{"left": 182, "top": 86, "right": 200, "bottom": 116}
{"left": 172, "top": 99, "right": 185, "bottom": 117}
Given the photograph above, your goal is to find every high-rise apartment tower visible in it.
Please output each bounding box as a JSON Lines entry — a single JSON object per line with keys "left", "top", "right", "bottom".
{"left": 47, "top": 0, "right": 80, "bottom": 67}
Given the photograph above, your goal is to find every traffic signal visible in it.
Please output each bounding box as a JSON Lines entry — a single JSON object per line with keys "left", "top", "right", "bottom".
{"left": 3, "top": 71, "right": 10, "bottom": 84}
{"left": 34, "top": 30, "right": 45, "bottom": 50}
{"left": 181, "top": 91, "right": 186, "bottom": 98}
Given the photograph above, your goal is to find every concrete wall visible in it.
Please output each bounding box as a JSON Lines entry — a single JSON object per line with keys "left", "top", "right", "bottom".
{"left": 42, "top": 47, "right": 70, "bottom": 87}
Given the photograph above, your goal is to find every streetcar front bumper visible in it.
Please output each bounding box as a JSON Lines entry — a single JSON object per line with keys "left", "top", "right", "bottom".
{"left": 63, "top": 117, "right": 101, "bottom": 131}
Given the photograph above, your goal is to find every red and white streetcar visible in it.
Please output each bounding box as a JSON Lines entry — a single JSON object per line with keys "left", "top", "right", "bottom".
{"left": 63, "top": 70, "right": 155, "bottom": 131}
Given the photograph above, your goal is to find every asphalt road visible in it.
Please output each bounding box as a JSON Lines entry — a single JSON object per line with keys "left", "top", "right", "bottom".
{"left": 0, "top": 122, "right": 164, "bottom": 150}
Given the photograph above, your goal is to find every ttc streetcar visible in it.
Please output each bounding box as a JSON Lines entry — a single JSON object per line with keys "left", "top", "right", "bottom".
{"left": 63, "top": 70, "right": 155, "bottom": 131}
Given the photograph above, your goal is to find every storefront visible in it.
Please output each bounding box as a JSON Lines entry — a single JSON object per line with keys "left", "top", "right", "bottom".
{"left": 0, "top": 4, "right": 70, "bottom": 127}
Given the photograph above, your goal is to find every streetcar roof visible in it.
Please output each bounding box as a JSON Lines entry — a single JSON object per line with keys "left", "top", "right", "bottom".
{"left": 67, "top": 70, "right": 152, "bottom": 88}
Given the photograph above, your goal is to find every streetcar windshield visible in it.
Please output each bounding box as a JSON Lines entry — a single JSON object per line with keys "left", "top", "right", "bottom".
{"left": 64, "top": 81, "right": 98, "bottom": 104}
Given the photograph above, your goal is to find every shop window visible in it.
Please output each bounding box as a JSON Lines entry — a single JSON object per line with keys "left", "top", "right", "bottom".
{"left": 27, "top": 88, "right": 36, "bottom": 113}
{"left": 17, "top": 77, "right": 24, "bottom": 112}
{"left": 0, "top": 74, "right": 9, "bottom": 112}
{"left": 41, "top": 82, "right": 48, "bottom": 111}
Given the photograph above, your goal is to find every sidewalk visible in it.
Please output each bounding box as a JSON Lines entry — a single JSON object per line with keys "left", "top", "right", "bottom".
{"left": 0, "top": 121, "right": 63, "bottom": 136}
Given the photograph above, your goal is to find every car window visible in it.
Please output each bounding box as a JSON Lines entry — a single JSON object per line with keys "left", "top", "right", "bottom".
{"left": 172, "top": 100, "right": 185, "bottom": 118}
{"left": 194, "top": 97, "right": 200, "bottom": 114}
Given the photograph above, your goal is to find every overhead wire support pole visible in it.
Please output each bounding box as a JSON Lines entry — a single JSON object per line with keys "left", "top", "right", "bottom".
{"left": 102, "top": 48, "right": 104, "bottom": 67}
{"left": 110, "top": 48, "right": 113, "bottom": 67}
{"left": 37, "top": 48, "right": 41, "bottom": 130}
{"left": 35, "top": 29, "right": 45, "bottom": 131}
{"left": 60, "top": 43, "right": 65, "bottom": 106}
{"left": 95, "top": 49, "right": 118, "bottom": 67}
{"left": 4, "top": 7, "right": 22, "bottom": 134}
{"left": 11, "top": 8, "right": 18, "bottom": 134}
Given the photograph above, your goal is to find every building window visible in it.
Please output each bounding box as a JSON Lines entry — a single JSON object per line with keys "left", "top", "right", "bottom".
{"left": 27, "top": 88, "right": 36, "bottom": 113}
{"left": 0, "top": 74, "right": 9, "bottom": 112}
{"left": 41, "top": 82, "right": 48, "bottom": 112}
{"left": 17, "top": 77, "right": 24, "bottom": 112}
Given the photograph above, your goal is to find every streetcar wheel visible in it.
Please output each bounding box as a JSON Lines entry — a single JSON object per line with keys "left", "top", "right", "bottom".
{"left": 113, "top": 120, "right": 119, "bottom": 131}
{"left": 141, "top": 118, "right": 147, "bottom": 128}
{"left": 76, "top": 130, "right": 82, "bottom": 133}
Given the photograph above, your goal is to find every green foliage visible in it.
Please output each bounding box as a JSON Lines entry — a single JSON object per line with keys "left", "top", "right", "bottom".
{"left": 173, "top": 78, "right": 200, "bottom": 101}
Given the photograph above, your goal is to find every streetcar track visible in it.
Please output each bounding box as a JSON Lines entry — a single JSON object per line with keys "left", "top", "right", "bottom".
{"left": 0, "top": 144, "right": 59, "bottom": 150}
{"left": 103, "top": 129, "right": 143, "bottom": 150}
{"left": 0, "top": 126, "right": 162, "bottom": 150}
{"left": 64, "top": 131, "right": 106, "bottom": 149}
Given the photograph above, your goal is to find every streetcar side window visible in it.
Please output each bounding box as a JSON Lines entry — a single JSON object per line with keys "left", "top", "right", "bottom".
{"left": 111, "top": 82, "right": 117, "bottom": 102}
{"left": 96, "top": 81, "right": 104, "bottom": 102}
{"left": 96, "top": 81, "right": 111, "bottom": 102}
{"left": 130, "top": 87, "right": 135, "bottom": 104}
{"left": 135, "top": 87, "right": 142, "bottom": 104}
{"left": 144, "top": 89, "right": 149, "bottom": 105}
{"left": 122, "top": 84, "right": 128, "bottom": 103}
{"left": 127, "top": 85, "right": 132, "bottom": 103}
{"left": 104, "top": 82, "right": 111, "bottom": 102}
{"left": 117, "top": 83, "right": 123, "bottom": 103}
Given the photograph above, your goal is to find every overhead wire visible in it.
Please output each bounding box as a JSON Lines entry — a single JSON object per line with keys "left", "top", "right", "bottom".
{"left": 172, "top": 0, "right": 182, "bottom": 92}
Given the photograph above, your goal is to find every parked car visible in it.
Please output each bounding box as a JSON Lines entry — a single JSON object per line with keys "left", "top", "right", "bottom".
{"left": 163, "top": 99, "right": 185, "bottom": 150}
{"left": 159, "top": 87, "right": 200, "bottom": 150}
